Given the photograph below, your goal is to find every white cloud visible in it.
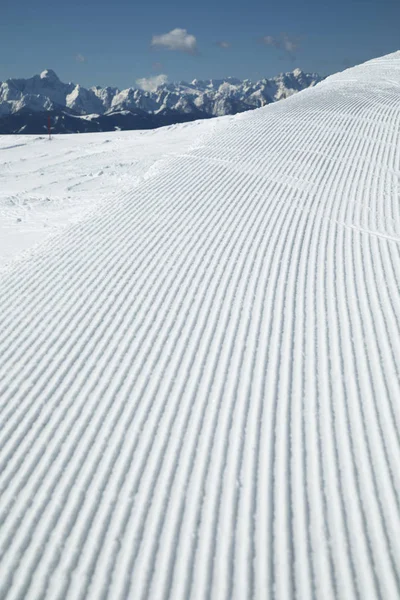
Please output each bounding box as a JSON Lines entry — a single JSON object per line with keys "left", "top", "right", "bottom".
{"left": 262, "top": 33, "right": 300, "bottom": 56}
{"left": 136, "top": 74, "right": 168, "bottom": 92}
{"left": 75, "top": 53, "right": 86, "bottom": 63}
{"left": 281, "top": 34, "right": 298, "bottom": 53}
{"left": 216, "top": 41, "right": 231, "bottom": 49}
{"left": 262, "top": 36, "right": 276, "bottom": 47}
{"left": 151, "top": 28, "right": 197, "bottom": 54}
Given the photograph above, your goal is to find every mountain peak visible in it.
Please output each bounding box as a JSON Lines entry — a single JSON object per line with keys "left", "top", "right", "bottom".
{"left": 0, "top": 68, "right": 323, "bottom": 131}
{"left": 292, "top": 68, "right": 303, "bottom": 77}
{"left": 40, "top": 69, "right": 60, "bottom": 82}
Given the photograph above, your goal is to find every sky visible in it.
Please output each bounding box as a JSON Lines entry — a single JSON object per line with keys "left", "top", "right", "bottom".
{"left": 0, "top": 0, "right": 399, "bottom": 89}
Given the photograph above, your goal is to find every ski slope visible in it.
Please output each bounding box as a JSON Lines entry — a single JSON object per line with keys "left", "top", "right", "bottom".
{"left": 0, "top": 119, "right": 218, "bottom": 270}
{"left": 1, "top": 52, "right": 400, "bottom": 599}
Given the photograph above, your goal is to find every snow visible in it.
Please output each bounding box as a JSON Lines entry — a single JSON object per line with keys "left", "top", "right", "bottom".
{"left": 0, "top": 69, "right": 321, "bottom": 118}
{"left": 40, "top": 69, "right": 59, "bottom": 81}
{"left": 0, "top": 51, "right": 400, "bottom": 599}
{"left": 0, "top": 119, "right": 217, "bottom": 270}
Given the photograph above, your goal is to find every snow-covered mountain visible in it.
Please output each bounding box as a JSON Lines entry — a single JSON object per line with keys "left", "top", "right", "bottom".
{"left": 0, "top": 68, "right": 322, "bottom": 133}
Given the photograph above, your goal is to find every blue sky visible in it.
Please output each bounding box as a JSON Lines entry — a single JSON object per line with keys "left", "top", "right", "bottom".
{"left": 1, "top": 0, "right": 399, "bottom": 88}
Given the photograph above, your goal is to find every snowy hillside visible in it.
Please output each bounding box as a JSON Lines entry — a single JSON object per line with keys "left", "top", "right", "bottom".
{"left": 1, "top": 51, "right": 400, "bottom": 599}
{"left": 0, "top": 68, "right": 322, "bottom": 133}
{"left": 0, "top": 120, "right": 218, "bottom": 268}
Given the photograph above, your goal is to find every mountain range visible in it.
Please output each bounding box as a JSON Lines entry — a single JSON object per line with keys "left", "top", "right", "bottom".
{"left": 0, "top": 68, "right": 323, "bottom": 134}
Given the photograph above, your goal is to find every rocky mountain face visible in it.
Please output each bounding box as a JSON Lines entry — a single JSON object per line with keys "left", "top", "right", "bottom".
{"left": 0, "top": 68, "right": 323, "bottom": 133}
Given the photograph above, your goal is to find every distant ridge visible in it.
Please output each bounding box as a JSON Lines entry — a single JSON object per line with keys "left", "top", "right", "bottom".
{"left": 0, "top": 68, "right": 322, "bottom": 133}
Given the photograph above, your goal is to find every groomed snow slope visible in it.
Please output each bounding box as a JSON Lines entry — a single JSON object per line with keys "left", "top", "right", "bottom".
{"left": 0, "top": 120, "right": 217, "bottom": 269}
{"left": 1, "top": 52, "right": 400, "bottom": 599}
